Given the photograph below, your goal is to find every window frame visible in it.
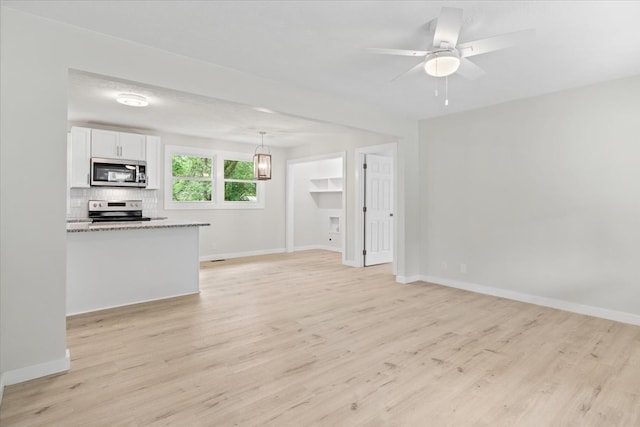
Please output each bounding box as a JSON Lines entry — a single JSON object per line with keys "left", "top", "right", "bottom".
{"left": 164, "top": 145, "right": 265, "bottom": 210}
{"left": 220, "top": 157, "right": 262, "bottom": 208}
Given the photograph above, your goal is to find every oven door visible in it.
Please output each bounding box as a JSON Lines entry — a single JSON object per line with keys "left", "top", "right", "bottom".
{"left": 91, "top": 158, "right": 145, "bottom": 187}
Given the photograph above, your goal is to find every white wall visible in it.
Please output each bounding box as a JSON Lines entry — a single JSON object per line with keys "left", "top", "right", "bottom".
{"left": 420, "top": 75, "right": 640, "bottom": 322}
{"left": 0, "top": 7, "right": 419, "bottom": 385}
{"left": 291, "top": 158, "right": 343, "bottom": 251}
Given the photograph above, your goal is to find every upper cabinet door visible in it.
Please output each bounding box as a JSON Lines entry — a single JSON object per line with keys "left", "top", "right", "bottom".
{"left": 91, "top": 129, "right": 119, "bottom": 158}
{"left": 90, "top": 129, "right": 146, "bottom": 160}
{"left": 119, "top": 132, "right": 146, "bottom": 161}
{"left": 145, "top": 135, "right": 161, "bottom": 189}
{"left": 68, "top": 127, "right": 91, "bottom": 188}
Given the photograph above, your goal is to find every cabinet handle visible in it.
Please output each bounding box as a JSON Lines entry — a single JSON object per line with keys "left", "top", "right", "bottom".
{"left": 87, "top": 173, "right": 90, "bottom": 184}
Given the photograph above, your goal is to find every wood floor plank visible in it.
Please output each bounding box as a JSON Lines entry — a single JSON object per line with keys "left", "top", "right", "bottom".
{"left": 1, "top": 250, "right": 639, "bottom": 426}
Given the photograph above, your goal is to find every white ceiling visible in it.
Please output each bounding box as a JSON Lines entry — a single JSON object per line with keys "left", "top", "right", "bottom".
{"left": 66, "top": 70, "right": 364, "bottom": 148}
{"left": 4, "top": 1, "right": 640, "bottom": 145}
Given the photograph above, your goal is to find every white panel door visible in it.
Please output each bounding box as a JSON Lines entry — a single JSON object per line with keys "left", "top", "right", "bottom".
{"left": 364, "top": 154, "right": 393, "bottom": 266}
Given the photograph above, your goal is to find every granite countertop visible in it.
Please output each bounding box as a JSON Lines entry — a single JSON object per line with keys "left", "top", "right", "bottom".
{"left": 67, "top": 219, "right": 210, "bottom": 233}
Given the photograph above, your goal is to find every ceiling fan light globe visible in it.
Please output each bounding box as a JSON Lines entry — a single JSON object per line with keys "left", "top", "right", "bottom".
{"left": 424, "top": 51, "right": 460, "bottom": 77}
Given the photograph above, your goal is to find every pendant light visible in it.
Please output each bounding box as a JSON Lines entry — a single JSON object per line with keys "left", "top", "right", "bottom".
{"left": 253, "top": 131, "right": 272, "bottom": 180}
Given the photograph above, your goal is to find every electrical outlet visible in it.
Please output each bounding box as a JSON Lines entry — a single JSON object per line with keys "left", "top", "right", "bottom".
{"left": 460, "top": 263, "right": 467, "bottom": 274}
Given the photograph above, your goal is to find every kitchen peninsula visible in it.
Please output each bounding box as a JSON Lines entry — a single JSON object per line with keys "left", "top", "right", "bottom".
{"left": 67, "top": 220, "right": 209, "bottom": 315}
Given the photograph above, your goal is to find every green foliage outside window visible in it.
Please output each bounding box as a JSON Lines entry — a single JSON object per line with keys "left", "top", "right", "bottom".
{"left": 224, "top": 160, "right": 257, "bottom": 202}
{"left": 172, "top": 155, "right": 212, "bottom": 201}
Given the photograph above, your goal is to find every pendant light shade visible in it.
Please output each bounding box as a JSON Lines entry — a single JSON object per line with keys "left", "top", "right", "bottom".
{"left": 253, "top": 131, "right": 272, "bottom": 180}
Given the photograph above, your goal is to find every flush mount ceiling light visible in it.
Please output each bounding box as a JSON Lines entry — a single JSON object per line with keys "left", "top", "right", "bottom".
{"left": 253, "top": 131, "right": 272, "bottom": 181}
{"left": 116, "top": 93, "right": 149, "bottom": 107}
{"left": 423, "top": 49, "right": 461, "bottom": 77}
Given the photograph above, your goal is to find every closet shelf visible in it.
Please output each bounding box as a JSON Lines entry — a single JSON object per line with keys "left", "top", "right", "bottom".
{"left": 309, "top": 177, "right": 342, "bottom": 193}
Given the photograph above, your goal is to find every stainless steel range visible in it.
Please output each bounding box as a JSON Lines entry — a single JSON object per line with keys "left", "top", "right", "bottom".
{"left": 88, "top": 200, "right": 151, "bottom": 223}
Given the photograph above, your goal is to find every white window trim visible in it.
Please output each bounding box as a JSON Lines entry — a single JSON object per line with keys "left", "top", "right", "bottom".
{"left": 164, "top": 145, "right": 265, "bottom": 210}
{"left": 218, "top": 152, "right": 265, "bottom": 209}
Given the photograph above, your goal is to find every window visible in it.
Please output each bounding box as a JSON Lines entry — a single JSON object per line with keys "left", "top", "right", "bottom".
{"left": 165, "top": 145, "right": 264, "bottom": 210}
{"left": 224, "top": 159, "right": 257, "bottom": 202}
{"left": 172, "top": 155, "right": 213, "bottom": 202}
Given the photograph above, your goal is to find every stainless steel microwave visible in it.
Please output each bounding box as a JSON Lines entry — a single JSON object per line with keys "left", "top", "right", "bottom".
{"left": 90, "top": 158, "right": 147, "bottom": 188}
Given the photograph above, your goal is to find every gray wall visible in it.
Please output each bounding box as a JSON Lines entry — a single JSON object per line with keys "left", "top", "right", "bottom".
{"left": 420, "top": 75, "right": 640, "bottom": 319}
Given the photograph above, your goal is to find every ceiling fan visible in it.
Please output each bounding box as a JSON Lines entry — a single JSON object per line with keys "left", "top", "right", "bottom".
{"left": 368, "top": 7, "right": 535, "bottom": 81}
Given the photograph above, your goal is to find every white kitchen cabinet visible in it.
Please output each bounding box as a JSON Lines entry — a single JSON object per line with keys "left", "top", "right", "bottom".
{"left": 68, "top": 127, "right": 91, "bottom": 188}
{"left": 67, "top": 223, "right": 206, "bottom": 315}
{"left": 91, "top": 129, "right": 146, "bottom": 160}
{"left": 145, "top": 135, "right": 162, "bottom": 189}
{"left": 119, "top": 132, "right": 146, "bottom": 160}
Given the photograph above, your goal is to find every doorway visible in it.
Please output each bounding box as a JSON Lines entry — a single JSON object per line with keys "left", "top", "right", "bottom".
{"left": 286, "top": 153, "right": 347, "bottom": 264}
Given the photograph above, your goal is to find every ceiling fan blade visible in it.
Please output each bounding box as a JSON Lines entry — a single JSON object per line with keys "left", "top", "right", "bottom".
{"left": 433, "top": 7, "right": 463, "bottom": 48}
{"left": 456, "top": 58, "right": 486, "bottom": 80}
{"left": 366, "top": 47, "right": 429, "bottom": 57}
{"left": 390, "top": 60, "right": 425, "bottom": 82}
{"left": 458, "top": 29, "right": 536, "bottom": 58}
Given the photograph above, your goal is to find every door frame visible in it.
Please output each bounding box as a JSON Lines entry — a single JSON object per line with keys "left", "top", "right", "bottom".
{"left": 286, "top": 152, "right": 347, "bottom": 265}
{"left": 354, "top": 143, "right": 398, "bottom": 273}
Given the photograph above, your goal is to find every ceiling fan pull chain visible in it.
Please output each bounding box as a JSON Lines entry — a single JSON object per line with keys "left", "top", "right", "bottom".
{"left": 445, "top": 75, "right": 449, "bottom": 106}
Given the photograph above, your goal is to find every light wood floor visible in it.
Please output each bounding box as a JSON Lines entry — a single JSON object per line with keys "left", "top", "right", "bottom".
{"left": 2, "top": 250, "right": 640, "bottom": 426}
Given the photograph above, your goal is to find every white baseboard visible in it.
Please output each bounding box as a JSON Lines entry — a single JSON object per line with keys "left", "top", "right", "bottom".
{"left": 420, "top": 275, "right": 640, "bottom": 326}
{"left": 200, "top": 247, "right": 286, "bottom": 262}
{"left": 67, "top": 291, "right": 200, "bottom": 316}
{"left": 396, "top": 275, "right": 421, "bottom": 284}
{"left": 0, "top": 374, "right": 4, "bottom": 404}
{"left": 292, "top": 245, "right": 342, "bottom": 253}
{"left": 1, "top": 349, "right": 71, "bottom": 391}
{"left": 342, "top": 260, "right": 359, "bottom": 268}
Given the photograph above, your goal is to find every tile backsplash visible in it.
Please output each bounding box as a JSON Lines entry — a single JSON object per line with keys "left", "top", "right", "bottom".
{"left": 68, "top": 188, "right": 159, "bottom": 219}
